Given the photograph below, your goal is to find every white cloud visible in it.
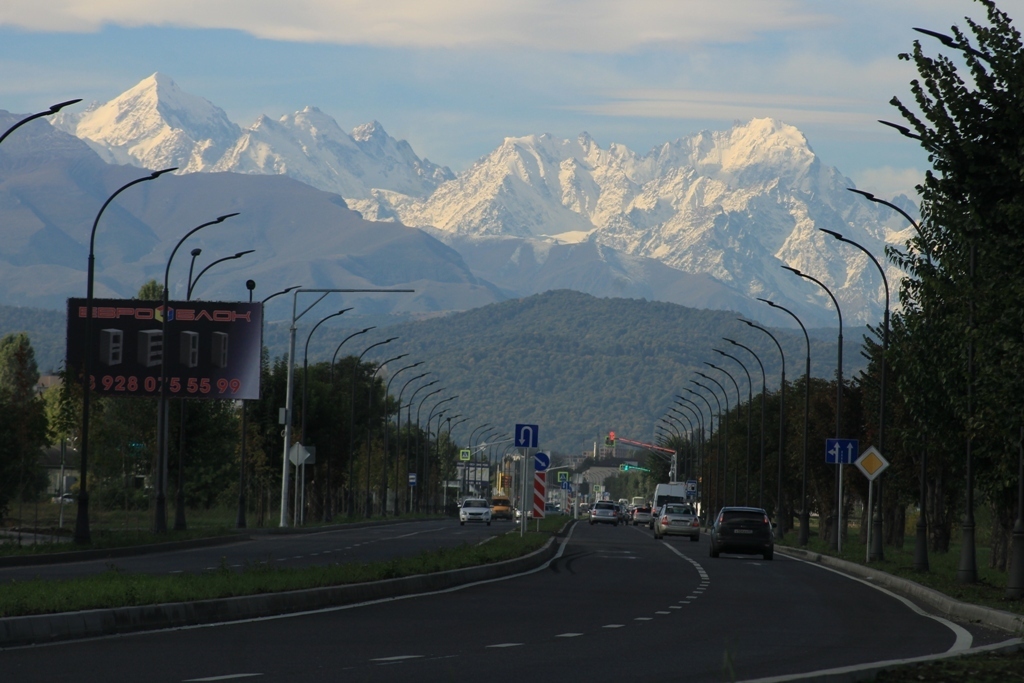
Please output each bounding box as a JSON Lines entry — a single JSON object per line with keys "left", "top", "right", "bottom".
{"left": 1, "top": 1, "right": 827, "bottom": 51}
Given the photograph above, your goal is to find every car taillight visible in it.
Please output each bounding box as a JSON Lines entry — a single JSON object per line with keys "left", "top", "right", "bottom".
{"left": 661, "top": 516, "right": 669, "bottom": 524}
{"left": 763, "top": 514, "right": 771, "bottom": 525}
{"left": 717, "top": 513, "right": 724, "bottom": 525}
{"left": 692, "top": 519, "right": 700, "bottom": 527}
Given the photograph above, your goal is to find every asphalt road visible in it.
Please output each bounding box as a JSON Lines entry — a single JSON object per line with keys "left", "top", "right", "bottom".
{"left": 2, "top": 521, "right": 1002, "bottom": 683}
{"left": 0, "top": 518, "right": 506, "bottom": 583}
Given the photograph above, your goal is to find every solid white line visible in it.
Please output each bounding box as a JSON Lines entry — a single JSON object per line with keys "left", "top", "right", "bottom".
{"left": 782, "top": 553, "right": 973, "bottom": 653}
{"left": 182, "top": 675, "right": 262, "bottom": 682}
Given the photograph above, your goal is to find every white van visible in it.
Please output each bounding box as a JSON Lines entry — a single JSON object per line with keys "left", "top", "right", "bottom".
{"left": 651, "top": 482, "right": 690, "bottom": 527}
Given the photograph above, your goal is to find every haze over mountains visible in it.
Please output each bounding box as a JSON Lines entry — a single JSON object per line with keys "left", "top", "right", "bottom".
{"left": 3, "top": 73, "right": 918, "bottom": 325}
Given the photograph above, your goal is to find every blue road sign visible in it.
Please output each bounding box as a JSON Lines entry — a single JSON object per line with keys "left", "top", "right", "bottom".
{"left": 534, "top": 452, "right": 550, "bottom": 472}
{"left": 408, "top": 473, "right": 417, "bottom": 486}
{"left": 515, "top": 423, "right": 539, "bottom": 448}
{"left": 560, "top": 481, "right": 572, "bottom": 491}
{"left": 826, "top": 438, "right": 859, "bottom": 464}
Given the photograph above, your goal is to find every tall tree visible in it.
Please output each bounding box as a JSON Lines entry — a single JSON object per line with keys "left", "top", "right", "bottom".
{"left": 0, "top": 333, "right": 48, "bottom": 519}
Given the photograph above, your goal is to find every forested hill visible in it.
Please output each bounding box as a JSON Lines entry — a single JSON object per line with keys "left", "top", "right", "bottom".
{"left": 329, "top": 290, "right": 868, "bottom": 455}
{"left": 0, "top": 304, "right": 65, "bottom": 373}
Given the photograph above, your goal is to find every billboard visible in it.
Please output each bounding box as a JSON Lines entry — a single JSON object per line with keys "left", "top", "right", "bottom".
{"left": 67, "top": 298, "right": 262, "bottom": 400}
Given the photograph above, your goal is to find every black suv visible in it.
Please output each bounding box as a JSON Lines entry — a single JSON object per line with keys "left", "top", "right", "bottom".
{"left": 709, "top": 507, "right": 775, "bottom": 560}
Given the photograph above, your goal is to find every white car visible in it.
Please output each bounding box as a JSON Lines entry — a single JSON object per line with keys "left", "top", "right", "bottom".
{"left": 459, "top": 498, "right": 492, "bottom": 526}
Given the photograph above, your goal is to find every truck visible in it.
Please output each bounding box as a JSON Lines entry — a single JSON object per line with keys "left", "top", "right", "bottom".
{"left": 631, "top": 496, "right": 646, "bottom": 508}
{"left": 651, "top": 482, "right": 690, "bottom": 527}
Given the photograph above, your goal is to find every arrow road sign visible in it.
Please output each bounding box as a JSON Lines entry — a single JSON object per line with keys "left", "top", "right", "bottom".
{"left": 515, "top": 423, "right": 539, "bottom": 448}
{"left": 534, "top": 451, "right": 550, "bottom": 472}
{"left": 826, "top": 438, "right": 859, "bottom": 464}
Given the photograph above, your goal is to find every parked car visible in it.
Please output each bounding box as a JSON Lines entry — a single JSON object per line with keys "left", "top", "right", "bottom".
{"left": 632, "top": 506, "right": 652, "bottom": 526}
{"left": 709, "top": 506, "right": 775, "bottom": 560}
{"left": 459, "top": 498, "right": 492, "bottom": 526}
{"left": 589, "top": 501, "right": 619, "bottom": 526}
{"left": 653, "top": 503, "right": 700, "bottom": 541}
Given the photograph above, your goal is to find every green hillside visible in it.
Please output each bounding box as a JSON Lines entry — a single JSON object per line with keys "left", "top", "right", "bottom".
{"left": 0, "top": 304, "right": 65, "bottom": 373}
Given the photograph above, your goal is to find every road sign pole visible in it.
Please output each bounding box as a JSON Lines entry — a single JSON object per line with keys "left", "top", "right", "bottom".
{"left": 838, "top": 463, "right": 844, "bottom": 554}
{"left": 866, "top": 480, "right": 873, "bottom": 564}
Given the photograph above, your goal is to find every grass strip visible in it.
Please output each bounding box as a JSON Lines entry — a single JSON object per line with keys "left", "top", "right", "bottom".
{"left": 0, "top": 524, "right": 556, "bottom": 618}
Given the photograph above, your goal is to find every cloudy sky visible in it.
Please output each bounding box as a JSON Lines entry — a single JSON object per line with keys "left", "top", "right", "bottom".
{"left": 2, "top": 0, "right": 1021, "bottom": 200}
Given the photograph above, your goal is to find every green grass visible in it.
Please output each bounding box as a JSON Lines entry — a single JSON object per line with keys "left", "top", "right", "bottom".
{"left": 775, "top": 522, "right": 1024, "bottom": 616}
{"left": 0, "top": 521, "right": 560, "bottom": 618}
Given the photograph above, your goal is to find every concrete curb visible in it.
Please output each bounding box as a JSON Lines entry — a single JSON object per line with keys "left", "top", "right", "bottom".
{"left": 0, "top": 530, "right": 562, "bottom": 648}
{"left": 777, "top": 546, "right": 1024, "bottom": 635}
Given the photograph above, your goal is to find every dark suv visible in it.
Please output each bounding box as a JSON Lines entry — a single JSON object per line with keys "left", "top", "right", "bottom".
{"left": 709, "top": 507, "right": 775, "bottom": 560}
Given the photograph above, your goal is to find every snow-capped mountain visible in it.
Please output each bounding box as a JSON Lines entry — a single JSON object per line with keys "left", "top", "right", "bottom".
{"left": 354, "top": 119, "right": 912, "bottom": 325}
{"left": 51, "top": 73, "right": 240, "bottom": 172}
{"left": 50, "top": 75, "right": 915, "bottom": 326}
{"left": 55, "top": 73, "right": 453, "bottom": 200}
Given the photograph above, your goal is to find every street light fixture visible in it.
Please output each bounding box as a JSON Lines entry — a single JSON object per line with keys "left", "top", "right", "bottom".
{"left": 76, "top": 166, "right": 176, "bottom": 543}
{"left": 691, "top": 380, "right": 724, "bottom": 511}
{"left": 819, "top": 228, "right": 891, "bottom": 562}
{"left": 188, "top": 250, "right": 255, "bottom": 300}
{"left": 365, "top": 352, "right": 408, "bottom": 516}
{"left": 758, "top": 297, "right": 811, "bottom": 547}
{"left": 0, "top": 99, "right": 81, "bottom": 146}
{"left": 414, "top": 385, "right": 444, "bottom": 512}
{"left": 706, "top": 362, "right": 742, "bottom": 503}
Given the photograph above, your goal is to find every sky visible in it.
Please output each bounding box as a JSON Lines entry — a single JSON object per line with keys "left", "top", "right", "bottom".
{"left": 2, "top": 0, "right": 1023, "bottom": 201}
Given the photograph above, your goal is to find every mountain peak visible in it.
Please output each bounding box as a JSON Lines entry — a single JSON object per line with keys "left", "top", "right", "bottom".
{"left": 351, "top": 120, "right": 387, "bottom": 142}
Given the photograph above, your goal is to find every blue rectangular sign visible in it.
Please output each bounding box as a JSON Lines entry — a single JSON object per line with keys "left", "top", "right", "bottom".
{"left": 515, "top": 423, "right": 539, "bottom": 448}
{"left": 826, "top": 438, "right": 859, "bottom": 464}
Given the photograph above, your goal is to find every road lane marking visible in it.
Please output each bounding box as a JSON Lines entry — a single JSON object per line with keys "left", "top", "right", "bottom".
{"left": 669, "top": 606, "right": 682, "bottom": 609}
{"left": 634, "top": 617, "right": 652, "bottom": 621}
{"left": 486, "top": 643, "right": 523, "bottom": 648}
{"left": 183, "top": 675, "right": 262, "bottom": 681}
{"left": 655, "top": 611, "right": 671, "bottom": 615}
{"left": 602, "top": 624, "right": 624, "bottom": 628}
{"left": 556, "top": 633, "right": 583, "bottom": 638}
{"left": 371, "top": 655, "right": 423, "bottom": 662}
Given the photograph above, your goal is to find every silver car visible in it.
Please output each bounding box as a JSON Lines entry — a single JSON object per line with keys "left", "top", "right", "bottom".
{"left": 632, "top": 506, "right": 652, "bottom": 526}
{"left": 589, "top": 501, "right": 619, "bottom": 526}
{"left": 653, "top": 503, "right": 700, "bottom": 541}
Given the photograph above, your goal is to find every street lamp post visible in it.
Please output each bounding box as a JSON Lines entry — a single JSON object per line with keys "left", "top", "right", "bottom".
{"left": 326, "top": 327, "right": 374, "bottom": 521}
{"left": 414, "top": 385, "right": 444, "bottom": 512}
{"left": 394, "top": 372, "right": 429, "bottom": 514}
{"left": 683, "top": 390, "right": 716, "bottom": 524}
{"left": 348, "top": 337, "right": 396, "bottom": 516}
{"left": 157, "top": 213, "right": 239, "bottom": 533}
{"left": 235, "top": 284, "right": 301, "bottom": 528}
{"left": 673, "top": 403, "right": 702, "bottom": 482}
{"left": 691, "top": 380, "right": 724, "bottom": 511}
{"left": 696, "top": 373, "right": 730, "bottom": 508}
{"left": 714, "top": 349, "right": 753, "bottom": 505}
{"left": 740, "top": 319, "right": 787, "bottom": 532}
{"left": 176, "top": 247, "right": 255, "bottom": 531}
{"left": 706, "top": 362, "right": 742, "bottom": 503}
{"left": 724, "top": 338, "right": 767, "bottom": 509}
{"left": 365, "top": 353, "right": 408, "bottom": 516}
{"left": 77, "top": 167, "right": 176, "bottom": 543}
{"left": 381, "top": 361, "right": 423, "bottom": 514}
{"left": 293, "top": 309, "right": 352, "bottom": 525}
{"left": 427, "top": 396, "right": 458, "bottom": 511}
{"left": 280, "top": 288, "right": 412, "bottom": 527}
{"left": 783, "top": 265, "right": 845, "bottom": 551}
{"left": 820, "top": 229, "right": 890, "bottom": 562}
{"left": 849, "top": 187, "right": 931, "bottom": 571}
{"left": 758, "top": 298, "right": 811, "bottom": 547}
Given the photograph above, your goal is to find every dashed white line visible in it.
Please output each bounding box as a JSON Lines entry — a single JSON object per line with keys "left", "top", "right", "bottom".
{"left": 486, "top": 643, "right": 523, "bottom": 648}
{"left": 656, "top": 611, "right": 671, "bottom": 615}
{"left": 182, "top": 674, "right": 262, "bottom": 681}
{"left": 634, "top": 617, "right": 652, "bottom": 621}
{"left": 555, "top": 633, "right": 583, "bottom": 638}
{"left": 669, "top": 606, "right": 682, "bottom": 609}
{"left": 370, "top": 655, "right": 423, "bottom": 662}
{"left": 602, "top": 624, "right": 624, "bottom": 629}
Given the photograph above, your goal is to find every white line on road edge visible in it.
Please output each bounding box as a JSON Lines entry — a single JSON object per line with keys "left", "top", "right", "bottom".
{"left": 733, "top": 638, "right": 1023, "bottom": 683}
{"left": 782, "top": 552, "right": 973, "bottom": 654}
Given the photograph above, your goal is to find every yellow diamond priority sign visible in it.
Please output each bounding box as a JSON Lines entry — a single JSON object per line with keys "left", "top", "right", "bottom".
{"left": 855, "top": 446, "right": 889, "bottom": 481}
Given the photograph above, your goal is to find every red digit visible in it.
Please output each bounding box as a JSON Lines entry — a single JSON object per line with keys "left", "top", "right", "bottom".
{"left": 145, "top": 376, "right": 157, "bottom": 392}
{"left": 229, "top": 379, "right": 241, "bottom": 393}
{"left": 170, "top": 378, "right": 181, "bottom": 393}
{"left": 187, "top": 378, "right": 199, "bottom": 393}
{"left": 102, "top": 375, "right": 113, "bottom": 391}
{"left": 127, "top": 376, "right": 138, "bottom": 392}
{"left": 217, "top": 379, "right": 229, "bottom": 393}
{"left": 199, "top": 378, "right": 211, "bottom": 394}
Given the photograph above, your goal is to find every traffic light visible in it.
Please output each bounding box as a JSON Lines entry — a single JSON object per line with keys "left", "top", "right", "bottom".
{"left": 605, "top": 431, "right": 616, "bottom": 446}
{"left": 619, "top": 463, "right": 631, "bottom": 471}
